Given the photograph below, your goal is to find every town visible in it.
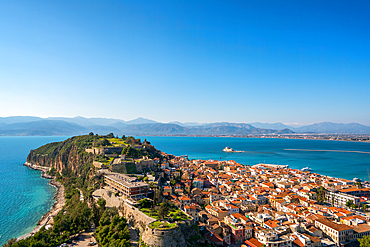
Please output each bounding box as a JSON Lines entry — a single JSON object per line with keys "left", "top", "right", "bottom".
{"left": 85, "top": 135, "right": 370, "bottom": 247}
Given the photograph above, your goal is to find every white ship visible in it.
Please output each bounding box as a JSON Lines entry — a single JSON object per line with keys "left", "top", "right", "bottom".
{"left": 223, "top": 147, "right": 234, "bottom": 152}
{"left": 222, "top": 147, "right": 244, "bottom": 153}
{"left": 301, "top": 167, "right": 311, "bottom": 172}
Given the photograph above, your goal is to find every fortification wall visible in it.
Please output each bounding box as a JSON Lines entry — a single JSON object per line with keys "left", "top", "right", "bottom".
{"left": 141, "top": 224, "right": 187, "bottom": 247}
{"left": 102, "top": 146, "right": 124, "bottom": 154}
{"left": 85, "top": 148, "right": 102, "bottom": 154}
{"left": 120, "top": 203, "right": 197, "bottom": 247}
{"left": 141, "top": 220, "right": 196, "bottom": 247}
{"left": 120, "top": 203, "right": 156, "bottom": 231}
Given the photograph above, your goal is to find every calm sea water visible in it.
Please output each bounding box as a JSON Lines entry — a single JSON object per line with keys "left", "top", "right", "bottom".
{"left": 0, "top": 136, "right": 68, "bottom": 246}
{"left": 137, "top": 136, "right": 370, "bottom": 181}
{"left": 1, "top": 136, "right": 370, "bottom": 245}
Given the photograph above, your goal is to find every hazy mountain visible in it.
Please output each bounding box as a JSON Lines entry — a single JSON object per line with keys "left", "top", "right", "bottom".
{"left": 83, "top": 125, "right": 122, "bottom": 135}
{"left": 47, "top": 116, "right": 126, "bottom": 126}
{"left": 121, "top": 123, "right": 186, "bottom": 135}
{"left": 125, "top": 117, "right": 158, "bottom": 125}
{"left": 116, "top": 122, "right": 293, "bottom": 136}
{"left": 1, "top": 117, "right": 369, "bottom": 136}
{"left": 0, "top": 120, "right": 88, "bottom": 136}
{"left": 0, "top": 116, "right": 43, "bottom": 124}
{"left": 294, "top": 122, "right": 370, "bottom": 134}
{"left": 110, "top": 122, "right": 128, "bottom": 129}
{"left": 47, "top": 116, "right": 95, "bottom": 126}
{"left": 249, "top": 122, "right": 291, "bottom": 130}
{"left": 198, "top": 122, "right": 256, "bottom": 129}
{"left": 168, "top": 121, "right": 202, "bottom": 127}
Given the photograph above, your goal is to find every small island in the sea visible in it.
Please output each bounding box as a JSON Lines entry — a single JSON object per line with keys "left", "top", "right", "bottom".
{"left": 222, "top": 146, "right": 244, "bottom": 153}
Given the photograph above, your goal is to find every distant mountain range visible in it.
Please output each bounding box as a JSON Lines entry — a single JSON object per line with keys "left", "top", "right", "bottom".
{"left": 0, "top": 116, "right": 369, "bottom": 136}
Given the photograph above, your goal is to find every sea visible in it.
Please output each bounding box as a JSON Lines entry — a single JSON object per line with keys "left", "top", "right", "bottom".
{"left": 136, "top": 136, "right": 370, "bottom": 181}
{"left": 0, "top": 136, "right": 68, "bottom": 246}
{"left": 0, "top": 136, "right": 370, "bottom": 245}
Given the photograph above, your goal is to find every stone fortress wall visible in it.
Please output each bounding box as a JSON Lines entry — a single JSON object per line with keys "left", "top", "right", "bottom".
{"left": 120, "top": 202, "right": 156, "bottom": 231}
{"left": 141, "top": 224, "right": 187, "bottom": 247}
{"left": 120, "top": 202, "right": 196, "bottom": 247}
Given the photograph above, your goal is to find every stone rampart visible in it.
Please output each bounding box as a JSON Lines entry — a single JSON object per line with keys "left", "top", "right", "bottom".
{"left": 85, "top": 148, "right": 102, "bottom": 154}
{"left": 141, "top": 220, "right": 196, "bottom": 247}
{"left": 120, "top": 203, "right": 156, "bottom": 231}
{"left": 141, "top": 224, "right": 186, "bottom": 247}
{"left": 102, "top": 146, "right": 124, "bottom": 154}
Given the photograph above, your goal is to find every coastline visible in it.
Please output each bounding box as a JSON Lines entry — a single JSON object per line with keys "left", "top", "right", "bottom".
{"left": 134, "top": 134, "right": 370, "bottom": 143}
{"left": 16, "top": 163, "right": 65, "bottom": 242}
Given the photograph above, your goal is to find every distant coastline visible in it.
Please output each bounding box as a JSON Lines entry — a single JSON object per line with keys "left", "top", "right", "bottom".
{"left": 130, "top": 134, "right": 370, "bottom": 143}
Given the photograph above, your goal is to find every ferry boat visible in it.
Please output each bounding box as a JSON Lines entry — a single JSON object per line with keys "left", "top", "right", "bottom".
{"left": 223, "top": 147, "right": 234, "bottom": 152}
{"left": 222, "top": 147, "right": 244, "bottom": 153}
{"left": 301, "top": 167, "right": 311, "bottom": 172}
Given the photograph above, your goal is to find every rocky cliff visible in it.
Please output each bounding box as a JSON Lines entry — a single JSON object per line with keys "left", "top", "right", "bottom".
{"left": 26, "top": 135, "right": 98, "bottom": 174}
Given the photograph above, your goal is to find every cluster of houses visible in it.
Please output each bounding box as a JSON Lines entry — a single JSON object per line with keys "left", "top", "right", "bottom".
{"left": 157, "top": 156, "right": 370, "bottom": 247}
{"left": 95, "top": 139, "right": 370, "bottom": 246}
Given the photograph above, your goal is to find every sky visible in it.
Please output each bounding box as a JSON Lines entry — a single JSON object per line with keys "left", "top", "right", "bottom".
{"left": 0, "top": 0, "right": 369, "bottom": 125}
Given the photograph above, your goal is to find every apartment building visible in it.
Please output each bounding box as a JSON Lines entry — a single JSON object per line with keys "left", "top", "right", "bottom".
{"left": 104, "top": 173, "right": 148, "bottom": 199}
{"left": 315, "top": 218, "right": 354, "bottom": 245}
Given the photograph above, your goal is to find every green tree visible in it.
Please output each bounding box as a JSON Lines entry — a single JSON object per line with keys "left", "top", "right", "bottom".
{"left": 95, "top": 208, "right": 131, "bottom": 247}
{"left": 137, "top": 198, "right": 151, "bottom": 209}
{"left": 95, "top": 138, "right": 110, "bottom": 147}
{"left": 316, "top": 187, "right": 326, "bottom": 204}
{"left": 346, "top": 200, "right": 353, "bottom": 208}
{"left": 355, "top": 182, "right": 363, "bottom": 188}
{"left": 158, "top": 200, "right": 170, "bottom": 219}
{"left": 122, "top": 146, "right": 142, "bottom": 159}
{"left": 359, "top": 235, "right": 370, "bottom": 247}
{"left": 97, "top": 198, "right": 107, "bottom": 217}
{"left": 97, "top": 198, "right": 107, "bottom": 208}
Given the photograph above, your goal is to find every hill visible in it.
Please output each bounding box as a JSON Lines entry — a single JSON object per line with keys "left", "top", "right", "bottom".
{"left": 293, "top": 122, "right": 370, "bottom": 134}
{"left": 120, "top": 122, "right": 293, "bottom": 136}
{"left": 0, "top": 120, "right": 87, "bottom": 136}
{"left": 249, "top": 122, "right": 291, "bottom": 130}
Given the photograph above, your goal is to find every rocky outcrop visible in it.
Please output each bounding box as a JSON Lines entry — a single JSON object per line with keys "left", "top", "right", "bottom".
{"left": 26, "top": 136, "right": 94, "bottom": 174}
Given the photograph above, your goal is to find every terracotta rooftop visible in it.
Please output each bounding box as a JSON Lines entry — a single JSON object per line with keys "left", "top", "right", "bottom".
{"left": 316, "top": 218, "right": 353, "bottom": 232}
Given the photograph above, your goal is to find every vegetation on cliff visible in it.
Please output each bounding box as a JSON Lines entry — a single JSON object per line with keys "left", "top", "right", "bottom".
{"left": 95, "top": 208, "right": 131, "bottom": 247}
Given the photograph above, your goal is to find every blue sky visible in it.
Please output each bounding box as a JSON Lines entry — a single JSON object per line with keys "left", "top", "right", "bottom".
{"left": 0, "top": 0, "right": 369, "bottom": 125}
